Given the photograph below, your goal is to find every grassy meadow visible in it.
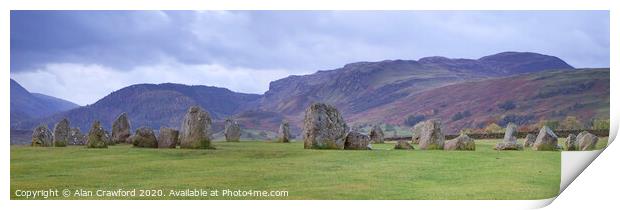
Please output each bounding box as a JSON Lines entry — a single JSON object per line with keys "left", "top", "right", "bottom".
{"left": 10, "top": 138, "right": 607, "bottom": 200}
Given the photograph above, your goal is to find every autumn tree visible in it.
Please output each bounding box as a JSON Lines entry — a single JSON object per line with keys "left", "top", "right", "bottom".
{"left": 484, "top": 123, "right": 504, "bottom": 134}
{"left": 560, "top": 116, "right": 583, "bottom": 130}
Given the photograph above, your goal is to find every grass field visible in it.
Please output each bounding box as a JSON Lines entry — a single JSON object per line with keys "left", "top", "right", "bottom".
{"left": 10, "top": 138, "right": 607, "bottom": 200}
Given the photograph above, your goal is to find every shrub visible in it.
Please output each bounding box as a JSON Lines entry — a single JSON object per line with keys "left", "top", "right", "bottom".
{"left": 460, "top": 128, "right": 475, "bottom": 135}
{"left": 498, "top": 114, "right": 535, "bottom": 126}
{"left": 484, "top": 123, "right": 504, "bottom": 134}
{"left": 404, "top": 115, "right": 426, "bottom": 126}
{"left": 451, "top": 111, "right": 471, "bottom": 121}
{"left": 534, "top": 81, "right": 595, "bottom": 99}
{"left": 560, "top": 116, "right": 583, "bottom": 130}
{"left": 258, "top": 131, "right": 268, "bottom": 138}
{"left": 591, "top": 118, "right": 610, "bottom": 130}
{"left": 536, "top": 119, "right": 560, "bottom": 130}
{"left": 498, "top": 100, "right": 516, "bottom": 111}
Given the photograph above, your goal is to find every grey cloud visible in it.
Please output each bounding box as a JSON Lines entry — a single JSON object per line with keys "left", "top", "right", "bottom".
{"left": 11, "top": 10, "right": 610, "bottom": 73}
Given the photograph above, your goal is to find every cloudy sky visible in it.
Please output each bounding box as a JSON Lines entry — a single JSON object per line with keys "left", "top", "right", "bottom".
{"left": 10, "top": 10, "right": 609, "bottom": 105}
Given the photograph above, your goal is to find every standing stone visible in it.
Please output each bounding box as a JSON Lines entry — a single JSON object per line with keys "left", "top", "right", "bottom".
{"left": 224, "top": 119, "right": 241, "bottom": 142}
{"left": 523, "top": 133, "right": 536, "bottom": 147}
{"left": 179, "top": 106, "right": 213, "bottom": 149}
{"left": 130, "top": 127, "right": 158, "bottom": 148}
{"left": 69, "top": 128, "right": 86, "bottom": 145}
{"left": 417, "top": 119, "right": 445, "bottom": 150}
{"left": 494, "top": 123, "right": 523, "bottom": 150}
{"left": 111, "top": 113, "right": 131, "bottom": 144}
{"left": 565, "top": 134, "right": 578, "bottom": 151}
{"left": 443, "top": 134, "right": 475, "bottom": 151}
{"left": 31, "top": 124, "right": 53, "bottom": 147}
{"left": 278, "top": 120, "right": 291, "bottom": 143}
{"left": 344, "top": 131, "right": 371, "bottom": 150}
{"left": 576, "top": 131, "right": 599, "bottom": 151}
{"left": 532, "top": 126, "right": 560, "bottom": 151}
{"left": 86, "top": 121, "right": 108, "bottom": 148}
{"left": 103, "top": 130, "right": 114, "bottom": 145}
{"left": 394, "top": 140, "right": 414, "bottom": 150}
{"left": 411, "top": 122, "right": 424, "bottom": 144}
{"left": 369, "top": 124, "right": 385, "bottom": 144}
{"left": 52, "top": 118, "right": 70, "bottom": 147}
{"left": 158, "top": 127, "right": 179, "bottom": 149}
{"left": 302, "top": 103, "right": 348, "bottom": 149}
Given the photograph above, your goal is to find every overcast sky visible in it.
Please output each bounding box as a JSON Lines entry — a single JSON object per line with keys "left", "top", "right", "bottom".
{"left": 10, "top": 10, "right": 609, "bottom": 105}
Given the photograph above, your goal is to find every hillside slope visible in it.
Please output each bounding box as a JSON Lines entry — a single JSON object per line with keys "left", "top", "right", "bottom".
{"left": 255, "top": 52, "right": 575, "bottom": 130}
{"left": 353, "top": 68, "right": 609, "bottom": 133}
{"left": 15, "top": 83, "right": 261, "bottom": 131}
{"left": 12, "top": 52, "right": 586, "bottom": 136}
{"left": 10, "top": 79, "right": 79, "bottom": 126}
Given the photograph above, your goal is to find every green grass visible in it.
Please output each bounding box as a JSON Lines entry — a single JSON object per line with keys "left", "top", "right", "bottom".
{"left": 10, "top": 138, "right": 606, "bottom": 200}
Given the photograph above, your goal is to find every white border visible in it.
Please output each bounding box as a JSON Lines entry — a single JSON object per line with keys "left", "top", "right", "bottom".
{"left": 1, "top": 1, "right": 616, "bottom": 210}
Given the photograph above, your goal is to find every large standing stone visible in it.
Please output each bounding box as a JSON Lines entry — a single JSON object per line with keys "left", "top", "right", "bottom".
{"left": 523, "top": 134, "right": 536, "bottom": 147}
{"left": 576, "top": 131, "right": 599, "bottom": 151}
{"left": 302, "top": 103, "right": 348, "bottom": 149}
{"left": 532, "top": 126, "right": 560, "bottom": 151}
{"left": 494, "top": 123, "right": 523, "bottom": 150}
{"left": 158, "top": 127, "right": 179, "bottom": 149}
{"left": 417, "top": 119, "right": 445, "bottom": 150}
{"left": 86, "top": 121, "right": 108, "bottom": 148}
{"left": 52, "top": 118, "right": 70, "bottom": 147}
{"left": 31, "top": 124, "right": 53, "bottom": 147}
{"left": 565, "top": 134, "right": 578, "bottom": 151}
{"left": 111, "top": 112, "right": 131, "bottom": 144}
{"left": 369, "top": 124, "right": 385, "bottom": 144}
{"left": 69, "top": 127, "right": 86, "bottom": 145}
{"left": 443, "top": 134, "right": 475, "bottom": 151}
{"left": 411, "top": 122, "right": 424, "bottom": 144}
{"left": 344, "top": 131, "right": 371, "bottom": 150}
{"left": 179, "top": 106, "right": 213, "bottom": 149}
{"left": 130, "top": 127, "right": 158, "bottom": 148}
{"left": 278, "top": 120, "right": 291, "bottom": 143}
{"left": 224, "top": 119, "right": 241, "bottom": 142}
{"left": 394, "top": 140, "right": 414, "bottom": 150}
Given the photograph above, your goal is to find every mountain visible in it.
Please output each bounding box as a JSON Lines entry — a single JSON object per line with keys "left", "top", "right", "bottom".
{"left": 10, "top": 79, "right": 79, "bottom": 126}
{"left": 15, "top": 83, "right": 261, "bottom": 131}
{"left": 255, "top": 52, "right": 575, "bottom": 125}
{"left": 13, "top": 51, "right": 596, "bottom": 139}
{"left": 349, "top": 68, "right": 609, "bottom": 133}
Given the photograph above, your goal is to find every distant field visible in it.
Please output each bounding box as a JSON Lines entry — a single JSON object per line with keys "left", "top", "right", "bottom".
{"left": 10, "top": 138, "right": 607, "bottom": 200}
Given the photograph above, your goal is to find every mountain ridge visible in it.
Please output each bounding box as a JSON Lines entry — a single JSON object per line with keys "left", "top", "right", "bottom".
{"left": 12, "top": 51, "right": 598, "bottom": 139}
{"left": 10, "top": 79, "right": 79, "bottom": 126}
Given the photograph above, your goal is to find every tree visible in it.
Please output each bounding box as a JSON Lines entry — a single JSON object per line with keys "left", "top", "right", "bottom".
{"left": 460, "top": 128, "right": 474, "bottom": 135}
{"left": 560, "top": 116, "right": 583, "bottom": 130}
{"left": 484, "top": 123, "right": 504, "bottom": 134}
{"left": 258, "top": 131, "right": 268, "bottom": 139}
{"left": 498, "top": 114, "right": 535, "bottom": 126}
{"left": 451, "top": 111, "right": 472, "bottom": 121}
{"left": 591, "top": 118, "right": 610, "bottom": 130}
{"left": 404, "top": 115, "right": 425, "bottom": 126}
{"left": 498, "top": 100, "right": 516, "bottom": 111}
{"left": 536, "top": 119, "right": 560, "bottom": 130}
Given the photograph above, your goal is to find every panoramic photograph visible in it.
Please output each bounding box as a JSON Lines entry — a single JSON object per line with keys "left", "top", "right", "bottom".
{"left": 9, "top": 10, "right": 609, "bottom": 200}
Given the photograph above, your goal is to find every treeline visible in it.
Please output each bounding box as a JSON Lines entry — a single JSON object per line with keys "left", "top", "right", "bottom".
{"left": 481, "top": 116, "right": 610, "bottom": 134}
{"left": 387, "top": 129, "right": 609, "bottom": 141}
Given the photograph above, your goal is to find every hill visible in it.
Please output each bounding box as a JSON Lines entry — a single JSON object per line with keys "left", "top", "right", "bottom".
{"left": 254, "top": 52, "right": 576, "bottom": 132}
{"left": 10, "top": 79, "right": 79, "bottom": 126}
{"left": 351, "top": 68, "right": 609, "bottom": 133}
{"left": 15, "top": 83, "right": 260, "bottom": 131}
{"left": 12, "top": 52, "right": 595, "bottom": 137}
